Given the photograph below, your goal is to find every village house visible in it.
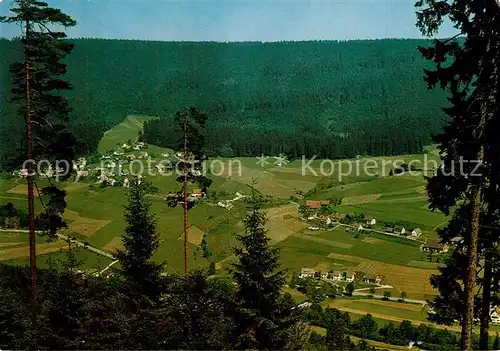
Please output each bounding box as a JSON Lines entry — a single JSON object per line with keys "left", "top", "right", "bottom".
{"left": 123, "top": 178, "right": 130, "bottom": 188}
{"left": 345, "top": 272, "right": 356, "bottom": 282}
{"left": 352, "top": 223, "right": 364, "bottom": 232}
{"left": 127, "top": 154, "right": 136, "bottom": 160}
{"left": 411, "top": 228, "right": 422, "bottom": 237}
{"left": 325, "top": 217, "right": 332, "bottom": 225}
{"left": 363, "top": 275, "right": 383, "bottom": 285}
{"left": 384, "top": 227, "right": 394, "bottom": 234}
{"left": 191, "top": 188, "right": 204, "bottom": 198}
{"left": 161, "top": 153, "right": 169, "bottom": 157}
{"left": 217, "top": 201, "right": 233, "bottom": 211}
{"left": 394, "top": 226, "right": 406, "bottom": 235}
{"left": 326, "top": 270, "right": 343, "bottom": 282}
{"left": 450, "top": 236, "right": 463, "bottom": 245}
{"left": 139, "top": 151, "right": 149, "bottom": 159}
{"left": 113, "top": 148, "right": 125, "bottom": 156}
{"left": 491, "top": 308, "right": 500, "bottom": 325}
{"left": 107, "top": 178, "right": 116, "bottom": 186}
{"left": 364, "top": 217, "right": 376, "bottom": 226}
{"left": 420, "top": 239, "right": 449, "bottom": 254}
{"left": 299, "top": 268, "right": 316, "bottom": 278}
{"left": 305, "top": 200, "right": 321, "bottom": 209}
{"left": 99, "top": 173, "right": 109, "bottom": 183}
{"left": 307, "top": 226, "right": 320, "bottom": 231}
{"left": 76, "top": 170, "right": 89, "bottom": 179}
{"left": 122, "top": 143, "right": 131, "bottom": 149}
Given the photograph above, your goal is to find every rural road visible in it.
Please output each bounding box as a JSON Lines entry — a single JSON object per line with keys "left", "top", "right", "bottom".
{"left": 352, "top": 290, "right": 428, "bottom": 305}
{"left": 0, "top": 229, "right": 115, "bottom": 260}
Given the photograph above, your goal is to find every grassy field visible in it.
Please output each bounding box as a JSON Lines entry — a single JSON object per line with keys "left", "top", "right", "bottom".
{"left": 97, "top": 115, "right": 159, "bottom": 153}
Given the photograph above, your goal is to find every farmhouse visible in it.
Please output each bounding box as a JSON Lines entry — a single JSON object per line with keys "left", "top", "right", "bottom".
{"left": 326, "top": 270, "right": 343, "bottom": 281}
{"left": 384, "top": 227, "right": 394, "bottom": 234}
{"left": 299, "top": 268, "right": 316, "bottom": 278}
{"left": 305, "top": 200, "right": 329, "bottom": 209}
{"left": 352, "top": 223, "right": 364, "bottom": 232}
{"left": 411, "top": 228, "right": 422, "bottom": 237}
{"left": 421, "top": 239, "right": 449, "bottom": 254}
{"left": 217, "top": 201, "right": 233, "bottom": 211}
{"left": 363, "top": 275, "right": 383, "bottom": 285}
{"left": 305, "top": 200, "right": 321, "bottom": 209}
{"left": 364, "top": 217, "right": 376, "bottom": 226}
{"left": 191, "top": 188, "right": 204, "bottom": 198}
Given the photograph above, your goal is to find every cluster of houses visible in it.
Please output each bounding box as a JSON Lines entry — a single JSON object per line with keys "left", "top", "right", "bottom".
{"left": 302, "top": 199, "right": 425, "bottom": 239}
{"left": 217, "top": 192, "right": 246, "bottom": 211}
{"left": 113, "top": 141, "right": 148, "bottom": 159}
{"left": 299, "top": 268, "right": 384, "bottom": 285}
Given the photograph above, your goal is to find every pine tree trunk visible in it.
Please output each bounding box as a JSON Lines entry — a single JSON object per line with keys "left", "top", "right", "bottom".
{"left": 462, "top": 102, "right": 486, "bottom": 350}
{"left": 183, "top": 118, "right": 188, "bottom": 276}
{"left": 480, "top": 249, "right": 493, "bottom": 350}
{"left": 25, "top": 16, "right": 38, "bottom": 307}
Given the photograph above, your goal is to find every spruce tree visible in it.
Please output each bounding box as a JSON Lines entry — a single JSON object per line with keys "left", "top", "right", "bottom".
{"left": 416, "top": 1, "right": 500, "bottom": 348}
{"left": 1, "top": 0, "right": 76, "bottom": 304}
{"left": 230, "top": 185, "right": 307, "bottom": 350}
{"left": 116, "top": 179, "right": 166, "bottom": 307}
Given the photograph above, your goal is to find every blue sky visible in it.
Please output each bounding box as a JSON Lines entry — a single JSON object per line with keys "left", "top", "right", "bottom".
{"left": 0, "top": 0, "right": 457, "bottom": 41}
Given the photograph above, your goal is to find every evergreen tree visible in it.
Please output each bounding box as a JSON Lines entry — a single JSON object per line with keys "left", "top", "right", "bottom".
{"left": 116, "top": 179, "right": 166, "bottom": 307}
{"left": 416, "top": 0, "right": 500, "bottom": 348}
{"left": 1, "top": 0, "right": 76, "bottom": 304}
{"left": 167, "top": 107, "right": 212, "bottom": 275}
{"left": 35, "top": 186, "right": 67, "bottom": 238}
{"left": 230, "top": 184, "right": 307, "bottom": 350}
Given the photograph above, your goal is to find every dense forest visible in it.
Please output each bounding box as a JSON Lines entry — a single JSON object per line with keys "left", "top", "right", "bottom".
{"left": 1, "top": 38, "right": 448, "bottom": 168}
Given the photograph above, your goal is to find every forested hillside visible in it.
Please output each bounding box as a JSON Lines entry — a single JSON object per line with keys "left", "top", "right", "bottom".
{"left": 0, "top": 38, "right": 447, "bottom": 167}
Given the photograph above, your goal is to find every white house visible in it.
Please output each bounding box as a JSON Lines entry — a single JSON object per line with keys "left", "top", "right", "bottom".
{"left": 299, "top": 268, "right": 316, "bottom": 278}
{"left": 325, "top": 217, "right": 332, "bottom": 225}
{"left": 161, "top": 153, "right": 169, "bottom": 157}
{"left": 411, "top": 228, "right": 422, "bottom": 237}
{"left": 123, "top": 178, "right": 130, "bottom": 188}
{"left": 326, "top": 270, "right": 343, "bottom": 282}
{"left": 491, "top": 309, "right": 500, "bottom": 325}
{"left": 308, "top": 226, "right": 320, "bottom": 231}
{"left": 217, "top": 201, "right": 233, "bottom": 211}
{"left": 365, "top": 217, "right": 376, "bottom": 226}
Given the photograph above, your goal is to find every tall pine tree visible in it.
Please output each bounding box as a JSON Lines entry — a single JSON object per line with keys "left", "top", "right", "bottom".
{"left": 230, "top": 184, "right": 308, "bottom": 350}
{"left": 1, "top": 0, "right": 76, "bottom": 304}
{"left": 416, "top": 0, "right": 500, "bottom": 348}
